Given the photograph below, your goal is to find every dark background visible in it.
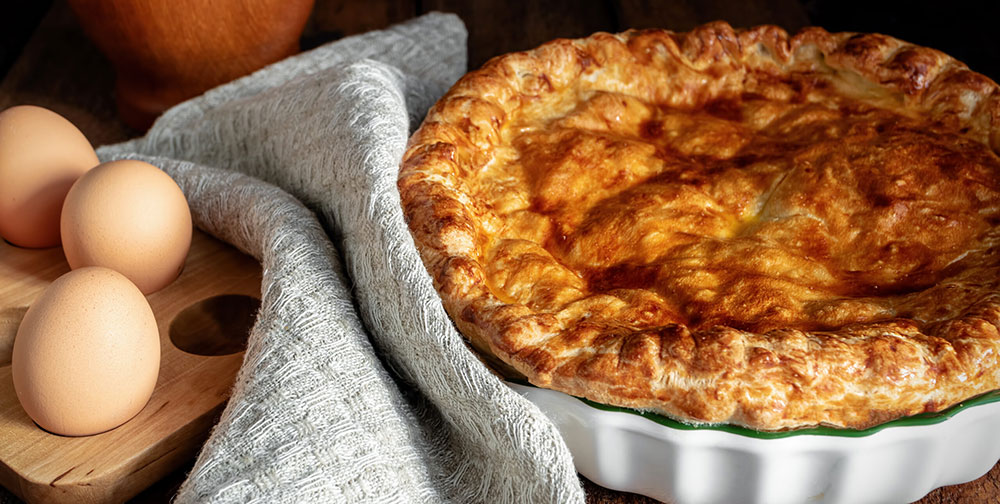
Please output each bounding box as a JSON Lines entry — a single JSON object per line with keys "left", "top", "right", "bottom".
{"left": 3, "top": 0, "right": 999, "bottom": 82}
{"left": 804, "top": 0, "right": 999, "bottom": 82}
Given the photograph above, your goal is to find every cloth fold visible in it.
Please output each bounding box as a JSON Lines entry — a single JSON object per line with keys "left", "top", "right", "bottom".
{"left": 96, "top": 13, "right": 584, "bottom": 503}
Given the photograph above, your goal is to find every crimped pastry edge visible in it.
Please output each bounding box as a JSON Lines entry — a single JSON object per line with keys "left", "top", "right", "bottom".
{"left": 398, "top": 22, "right": 1000, "bottom": 430}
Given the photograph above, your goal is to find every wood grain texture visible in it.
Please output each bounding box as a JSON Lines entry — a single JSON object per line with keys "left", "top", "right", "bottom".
{"left": 3, "top": 1, "right": 999, "bottom": 503}
{"left": 420, "top": 0, "right": 809, "bottom": 70}
{"left": 422, "top": 0, "right": 618, "bottom": 69}
{"left": 583, "top": 477, "right": 661, "bottom": 504}
{"left": 307, "top": 0, "right": 415, "bottom": 40}
{"left": 0, "top": 231, "right": 261, "bottom": 503}
{"left": 614, "top": 0, "right": 809, "bottom": 32}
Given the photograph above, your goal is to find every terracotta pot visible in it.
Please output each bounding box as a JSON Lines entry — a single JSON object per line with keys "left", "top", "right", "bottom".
{"left": 67, "top": 0, "right": 315, "bottom": 130}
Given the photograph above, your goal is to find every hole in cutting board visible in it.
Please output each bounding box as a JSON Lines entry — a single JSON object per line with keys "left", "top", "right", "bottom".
{"left": 169, "top": 295, "right": 260, "bottom": 356}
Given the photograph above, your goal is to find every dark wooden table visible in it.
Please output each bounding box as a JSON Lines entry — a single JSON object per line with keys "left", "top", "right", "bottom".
{"left": 2, "top": 1, "right": 999, "bottom": 503}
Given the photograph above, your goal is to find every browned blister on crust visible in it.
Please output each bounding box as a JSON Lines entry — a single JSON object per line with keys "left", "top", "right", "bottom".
{"left": 398, "top": 21, "right": 1000, "bottom": 430}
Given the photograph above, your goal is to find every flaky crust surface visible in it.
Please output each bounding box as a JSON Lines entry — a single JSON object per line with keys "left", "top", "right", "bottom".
{"left": 398, "top": 22, "right": 1000, "bottom": 430}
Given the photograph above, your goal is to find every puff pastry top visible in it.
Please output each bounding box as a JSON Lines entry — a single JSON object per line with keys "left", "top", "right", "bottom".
{"left": 399, "top": 22, "right": 1000, "bottom": 430}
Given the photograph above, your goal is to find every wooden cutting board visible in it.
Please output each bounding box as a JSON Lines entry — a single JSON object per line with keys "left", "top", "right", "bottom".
{"left": 0, "top": 229, "right": 262, "bottom": 503}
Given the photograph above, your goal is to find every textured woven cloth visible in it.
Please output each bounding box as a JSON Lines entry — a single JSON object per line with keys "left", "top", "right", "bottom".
{"left": 93, "top": 13, "right": 584, "bottom": 504}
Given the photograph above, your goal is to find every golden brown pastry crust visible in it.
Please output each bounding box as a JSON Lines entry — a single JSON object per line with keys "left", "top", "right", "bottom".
{"left": 398, "top": 22, "right": 1000, "bottom": 430}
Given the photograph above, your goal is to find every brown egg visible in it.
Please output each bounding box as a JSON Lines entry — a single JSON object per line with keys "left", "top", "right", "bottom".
{"left": 0, "top": 105, "right": 99, "bottom": 248}
{"left": 11, "top": 267, "right": 160, "bottom": 436}
{"left": 61, "top": 159, "right": 192, "bottom": 294}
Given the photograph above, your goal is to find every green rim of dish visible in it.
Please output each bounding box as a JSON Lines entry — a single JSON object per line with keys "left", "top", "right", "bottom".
{"left": 513, "top": 380, "right": 1000, "bottom": 439}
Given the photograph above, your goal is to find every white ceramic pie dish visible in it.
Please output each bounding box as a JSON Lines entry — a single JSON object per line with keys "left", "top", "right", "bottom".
{"left": 508, "top": 382, "right": 1000, "bottom": 504}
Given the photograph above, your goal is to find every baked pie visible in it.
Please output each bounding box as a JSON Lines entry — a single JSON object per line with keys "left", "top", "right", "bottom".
{"left": 398, "top": 21, "right": 1000, "bottom": 430}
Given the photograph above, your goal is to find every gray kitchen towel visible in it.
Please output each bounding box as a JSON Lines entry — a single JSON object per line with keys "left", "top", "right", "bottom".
{"left": 98, "top": 12, "right": 585, "bottom": 504}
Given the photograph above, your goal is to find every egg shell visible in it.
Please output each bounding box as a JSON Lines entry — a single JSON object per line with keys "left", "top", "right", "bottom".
{"left": 61, "top": 159, "right": 192, "bottom": 294}
{"left": 0, "top": 105, "right": 99, "bottom": 248}
{"left": 11, "top": 266, "right": 160, "bottom": 437}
